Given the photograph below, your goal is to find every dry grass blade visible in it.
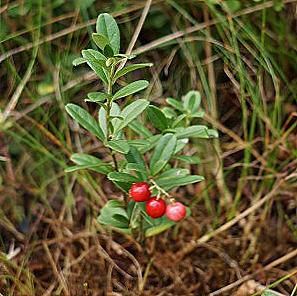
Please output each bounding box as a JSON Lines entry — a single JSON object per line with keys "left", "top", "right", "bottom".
{"left": 42, "top": 242, "right": 70, "bottom": 296}
{"left": 210, "top": 254, "right": 297, "bottom": 295}
{"left": 133, "top": 0, "right": 297, "bottom": 54}
{"left": 177, "top": 176, "right": 288, "bottom": 260}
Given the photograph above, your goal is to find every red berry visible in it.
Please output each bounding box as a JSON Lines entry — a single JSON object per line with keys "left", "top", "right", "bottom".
{"left": 129, "top": 182, "right": 151, "bottom": 202}
{"left": 146, "top": 197, "right": 166, "bottom": 218}
{"left": 166, "top": 202, "right": 186, "bottom": 222}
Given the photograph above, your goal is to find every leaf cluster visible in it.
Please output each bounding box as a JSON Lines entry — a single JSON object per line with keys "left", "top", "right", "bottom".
{"left": 65, "top": 13, "right": 218, "bottom": 237}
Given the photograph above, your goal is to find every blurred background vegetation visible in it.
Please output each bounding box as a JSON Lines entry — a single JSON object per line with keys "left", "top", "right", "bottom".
{"left": 0, "top": 0, "right": 296, "bottom": 295}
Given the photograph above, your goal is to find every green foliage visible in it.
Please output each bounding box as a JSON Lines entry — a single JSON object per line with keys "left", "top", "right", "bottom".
{"left": 65, "top": 153, "right": 112, "bottom": 174}
{"left": 65, "top": 104, "right": 105, "bottom": 141}
{"left": 81, "top": 49, "right": 108, "bottom": 84}
{"left": 96, "top": 13, "right": 120, "bottom": 54}
{"left": 113, "top": 99, "right": 150, "bottom": 133}
{"left": 147, "top": 105, "right": 169, "bottom": 131}
{"left": 112, "top": 80, "right": 149, "bottom": 101}
{"left": 85, "top": 92, "right": 109, "bottom": 103}
{"left": 65, "top": 13, "right": 217, "bottom": 238}
{"left": 97, "top": 200, "right": 131, "bottom": 233}
{"left": 113, "top": 63, "right": 153, "bottom": 81}
{"left": 106, "top": 140, "right": 130, "bottom": 154}
{"left": 150, "top": 134, "right": 177, "bottom": 175}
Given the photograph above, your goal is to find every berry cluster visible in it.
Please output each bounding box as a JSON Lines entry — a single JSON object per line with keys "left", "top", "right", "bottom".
{"left": 129, "top": 182, "right": 186, "bottom": 222}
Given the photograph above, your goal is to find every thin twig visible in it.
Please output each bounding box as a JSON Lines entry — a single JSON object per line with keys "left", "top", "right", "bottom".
{"left": 126, "top": 0, "right": 152, "bottom": 55}
{"left": 42, "top": 242, "right": 70, "bottom": 296}
{"left": 118, "top": 0, "right": 152, "bottom": 72}
{"left": 149, "top": 178, "right": 172, "bottom": 199}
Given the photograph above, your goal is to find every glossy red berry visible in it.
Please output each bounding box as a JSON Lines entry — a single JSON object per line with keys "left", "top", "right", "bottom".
{"left": 129, "top": 182, "right": 151, "bottom": 202}
{"left": 166, "top": 202, "right": 186, "bottom": 222}
{"left": 146, "top": 197, "right": 166, "bottom": 218}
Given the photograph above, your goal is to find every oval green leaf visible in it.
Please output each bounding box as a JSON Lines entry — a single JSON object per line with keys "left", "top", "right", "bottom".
{"left": 150, "top": 133, "right": 177, "bottom": 175}
{"left": 96, "top": 13, "right": 120, "bottom": 54}
{"left": 65, "top": 104, "right": 105, "bottom": 141}
{"left": 106, "top": 139, "right": 130, "bottom": 154}
{"left": 112, "top": 80, "right": 149, "bottom": 101}
{"left": 113, "top": 99, "right": 150, "bottom": 133}
{"left": 146, "top": 105, "right": 168, "bottom": 131}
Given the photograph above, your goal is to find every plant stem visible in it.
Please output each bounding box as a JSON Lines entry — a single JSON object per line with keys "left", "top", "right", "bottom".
{"left": 106, "top": 66, "right": 119, "bottom": 172}
{"left": 106, "top": 78, "right": 112, "bottom": 139}
{"left": 149, "top": 179, "right": 172, "bottom": 199}
{"left": 111, "top": 153, "right": 119, "bottom": 171}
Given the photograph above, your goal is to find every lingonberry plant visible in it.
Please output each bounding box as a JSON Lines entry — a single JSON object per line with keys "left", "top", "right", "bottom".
{"left": 65, "top": 13, "right": 218, "bottom": 238}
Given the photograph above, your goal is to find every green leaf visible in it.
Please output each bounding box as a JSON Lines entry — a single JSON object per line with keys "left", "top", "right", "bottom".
{"left": 67, "top": 153, "right": 112, "bottom": 174}
{"left": 129, "top": 121, "right": 152, "bottom": 138}
{"left": 143, "top": 135, "right": 163, "bottom": 153}
{"left": 113, "top": 63, "right": 153, "bottom": 81}
{"left": 128, "top": 135, "right": 162, "bottom": 154}
{"left": 85, "top": 92, "right": 109, "bottom": 103}
{"left": 125, "top": 146, "right": 146, "bottom": 167}
{"left": 114, "top": 53, "right": 136, "bottom": 59}
{"left": 191, "top": 111, "right": 205, "bottom": 118}
{"left": 96, "top": 13, "right": 120, "bottom": 54}
{"left": 65, "top": 104, "right": 105, "bottom": 141}
{"left": 113, "top": 99, "right": 150, "bottom": 133}
{"left": 65, "top": 164, "right": 111, "bottom": 174}
{"left": 127, "top": 200, "right": 136, "bottom": 218}
{"left": 108, "top": 172, "right": 140, "bottom": 183}
{"left": 97, "top": 200, "right": 130, "bottom": 230}
{"left": 157, "top": 168, "right": 189, "bottom": 180}
{"left": 92, "top": 33, "right": 110, "bottom": 51}
{"left": 175, "top": 125, "right": 209, "bottom": 139}
{"left": 104, "top": 44, "right": 114, "bottom": 57}
{"left": 72, "top": 57, "right": 87, "bottom": 66}
{"left": 151, "top": 168, "right": 189, "bottom": 194}
{"left": 150, "top": 134, "right": 177, "bottom": 175}
{"left": 82, "top": 50, "right": 107, "bottom": 68}
{"left": 98, "top": 102, "right": 120, "bottom": 137}
{"left": 166, "top": 98, "right": 184, "bottom": 112}
{"left": 128, "top": 202, "right": 142, "bottom": 229}
{"left": 156, "top": 175, "right": 204, "bottom": 191}
{"left": 207, "top": 129, "right": 219, "bottom": 138}
{"left": 125, "top": 146, "right": 146, "bottom": 180}
{"left": 70, "top": 153, "right": 97, "bottom": 165}
{"left": 112, "top": 80, "right": 149, "bottom": 101}
{"left": 126, "top": 163, "right": 147, "bottom": 174}
{"left": 146, "top": 105, "right": 168, "bottom": 131}
{"left": 162, "top": 107, "right": 177, "bottom": 119}
{"left": 113, "top": 181, "right": 132, "bottom": 193}
{"left": 81, "top": 49, "right": 108, "bottom": 84}
{"left": 83, "top": 49, "right": 106, "bottom": 61}
{"left": 183, "top": 90, "right": 201, "bottom": 113}
{"left": 145, "top": 219, "right": 176, "bottom": 237}
{"left": 106, "top": 139, "right": 130, "bottom": 154}
{"left": 173, "top": 114, "right": 187, "bottom": 127}
{"left": 174, "top": 155, "right": 201, "bottom": 164}
{"left": 128, "top": 139, "right": 151, "bottom": 151}
{"left": 175, "top": 139, "right": 188, "bottom": 154}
